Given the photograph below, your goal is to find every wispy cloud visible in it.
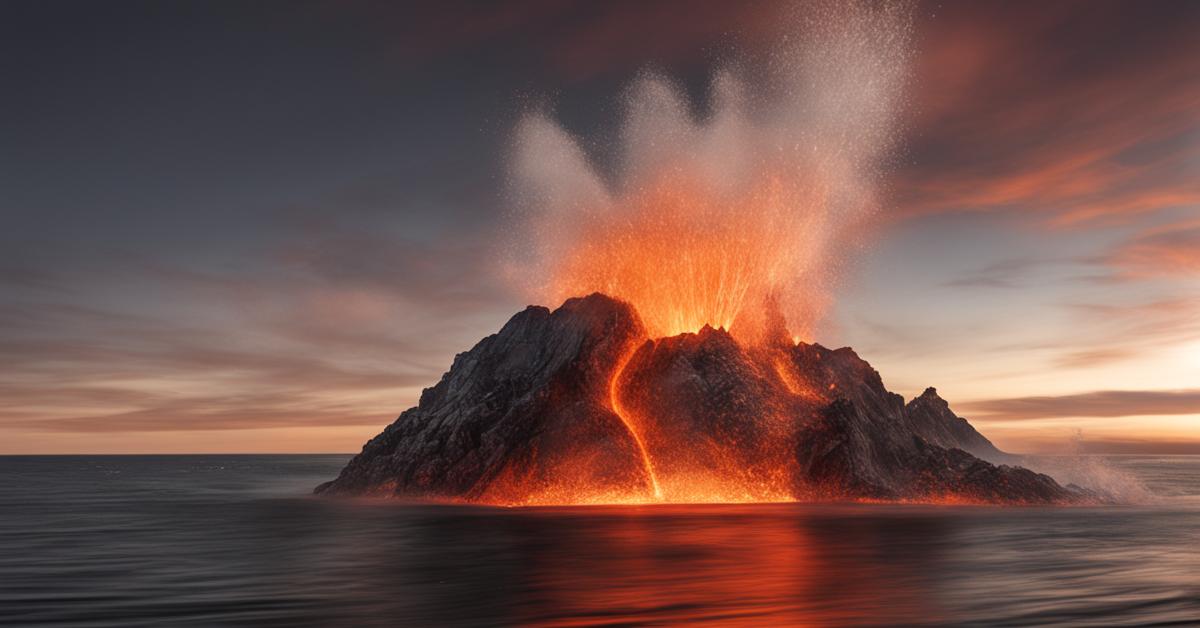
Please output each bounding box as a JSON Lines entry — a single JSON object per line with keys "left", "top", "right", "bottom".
{"left": 0, "top": 216, "right": 519, "bottom": 441}
{"left": 1044, "top": 296, "right": 1200, "bottom": 370}
{"left": 960, "top": 389, "right": 1200, "bottom": 421}
{"left": 941, "top": 257, "right": 1078, "bottom": 290}
{"left": 897, "top": 1, "right": 1200, "bottom": 227}
{"left": 1106, "top": 222, "right": 1200, "bottom": 277}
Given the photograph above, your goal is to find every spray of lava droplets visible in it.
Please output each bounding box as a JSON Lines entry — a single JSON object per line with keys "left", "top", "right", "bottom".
{"left": 508, "top": 2, "right": 912, "bottom": 343}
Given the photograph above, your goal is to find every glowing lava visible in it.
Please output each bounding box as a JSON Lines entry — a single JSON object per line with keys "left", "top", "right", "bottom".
{"left": 608, "top": 341, "right": 663, "bottom": 500}
{"left": 542, "top": 172, "right": 829, "bottom": 341}
{"left": 508, "top": 2, "right": 913, "bottom": 345}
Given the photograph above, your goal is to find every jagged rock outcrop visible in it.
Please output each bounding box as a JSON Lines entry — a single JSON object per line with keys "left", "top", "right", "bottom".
{"left": 617, "top": 325, "right": 805, "bottom": 501}
{"left": 314, "top": 294, "right": 652, "bottom": 502}
{"left": 317, "top": 293, "right": 1088, "bottom": 505}
{"left": 905, "top": 387, "right": 1009, "bottom": 462}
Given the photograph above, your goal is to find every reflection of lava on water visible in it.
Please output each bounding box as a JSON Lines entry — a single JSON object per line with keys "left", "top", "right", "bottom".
{"left": 492, "top": 505, "right": 949, "bottom": 626}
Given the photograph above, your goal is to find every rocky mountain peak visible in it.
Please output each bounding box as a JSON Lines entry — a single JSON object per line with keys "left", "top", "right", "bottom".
{"left": 317, "top": 293, "right": 1090, "bottom": 505}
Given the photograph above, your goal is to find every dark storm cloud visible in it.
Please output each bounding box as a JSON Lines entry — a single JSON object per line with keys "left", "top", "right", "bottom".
{"left": 960, "top": 389, "right": 1200, "bottom": 421}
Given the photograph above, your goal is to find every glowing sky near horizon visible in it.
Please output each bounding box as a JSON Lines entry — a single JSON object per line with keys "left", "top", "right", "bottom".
{"left": 1, "top": 0, "right": 1197, "bottom": 454}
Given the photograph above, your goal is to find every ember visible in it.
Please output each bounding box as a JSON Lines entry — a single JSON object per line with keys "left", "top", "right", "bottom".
{"left": 509, "top": 2, "right": 913, "bottom": 344}
{"left": 314, "top": 4, "right": 1098, "bottom": 506}
{"left": 317, "top": 294, "right": 1096, "bottom": 506}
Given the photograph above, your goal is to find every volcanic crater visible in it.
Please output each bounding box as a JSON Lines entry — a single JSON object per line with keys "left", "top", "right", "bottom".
{"left": 317, "top": 294, "right": 1091, "bottom": 505}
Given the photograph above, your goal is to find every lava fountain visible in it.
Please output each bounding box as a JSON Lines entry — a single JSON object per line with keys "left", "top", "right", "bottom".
{"left": 316, "top": 2, "right": 1090, "bottom": 506}
{"left": 508, "top": 1, "right": 913, "bottom": 343}
{"left": 497, "top": 1, "right": 917, "bottom": 504}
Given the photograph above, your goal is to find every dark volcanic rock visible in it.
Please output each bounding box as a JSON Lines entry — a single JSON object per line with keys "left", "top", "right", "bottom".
{"left": 616, "top": 326, "right": 805, "bottom": 500}
{"left": 783, "top": 343, "right": 1071, "bottom": 502}
{"left": 905, "top": 387, "right": 1008, "bottom": 462}
{"left": 796, "top": 399, "right": 1070, "bottom": 503}
{"left": 318, "top": 293, "right": 1087, "bottom": 505}
{"left": 315, "top": 293, "right": 652, "bottom": 502}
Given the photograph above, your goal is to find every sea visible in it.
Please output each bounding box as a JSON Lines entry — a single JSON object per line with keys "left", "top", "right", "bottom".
{"left": 0, "top": 455, "right": 1196, "bottom": 627}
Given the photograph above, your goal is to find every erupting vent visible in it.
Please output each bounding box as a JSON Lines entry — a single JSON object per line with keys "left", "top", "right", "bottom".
{"left": 508, "top": 2, "right": 913, "bottom": 343}
{"left": 317, "top": 295, "right": 1093, "bottom": 506}
{"left": 315, "top": 5, "right": 1096, "bottom": 507}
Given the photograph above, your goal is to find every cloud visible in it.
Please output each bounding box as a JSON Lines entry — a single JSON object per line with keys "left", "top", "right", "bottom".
{"left": 0, "top": 300, "right": 438, "bottom": 434}
{"left": 305, "top": 0, "right": 778, "bottom": 81}
{"left": 534, "top": 2, "right": 778, "bottom": 80}
{"left": 959, "top": 389, "right": 1200, "bottom": 421}
{"left": 1051, "top": 347, "right": 1139, "bottom": 370}
{"left": 941, "top": 257, "right": 1069, "bottom": 289}
{"left": 3, "top": 395, "right": 387, "bottom": 433}
{"left": 1106, "top": 222, "right": 1200, "bottom": 277}
{"left": 1017, "top": 296, "right": 1200, "bottom": 370}
{"left": 1066, "top": 438, "right": 1200, "bottom": 455}
{"left": 895, "top": 1, "right": 1200, "bottom": 227}
{"left": 0, "top": 219, "right": 520, "bottom": 437}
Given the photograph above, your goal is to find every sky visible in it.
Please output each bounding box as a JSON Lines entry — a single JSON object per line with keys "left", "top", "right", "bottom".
{"left": 1, "top": 0, "right": 1197, "bottom": 455}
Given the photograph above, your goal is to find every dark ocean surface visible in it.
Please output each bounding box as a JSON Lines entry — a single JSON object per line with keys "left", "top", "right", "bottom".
{"left": 1, "top": 454, "right": 1197, "bottom": 627}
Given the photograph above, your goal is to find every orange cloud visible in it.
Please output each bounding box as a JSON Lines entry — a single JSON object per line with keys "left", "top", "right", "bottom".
{"left": 959, "top": 389, "right": 1200, "bottom": 421}
{"left": 1107, "top": 223, "right": 1200, "bottom": 277}
{"left": 896, "top": 1, "right": 1200, "bottom": 227}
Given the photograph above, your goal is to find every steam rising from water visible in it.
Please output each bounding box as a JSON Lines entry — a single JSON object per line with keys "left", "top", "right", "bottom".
{"left": 509, "top": 2, "right": 913, "bottom": 341}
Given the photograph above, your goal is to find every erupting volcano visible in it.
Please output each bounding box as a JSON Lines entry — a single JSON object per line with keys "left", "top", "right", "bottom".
{"left": 317, "top": 4, "right": 1093, "bottom": 505}
{"left": 316, "top": 294, "right": 1091, "bottom": 505}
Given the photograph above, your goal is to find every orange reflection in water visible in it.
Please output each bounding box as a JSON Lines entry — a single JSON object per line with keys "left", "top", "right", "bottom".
{"left": 506, "top": 504, "right": 947, "bottom": 626}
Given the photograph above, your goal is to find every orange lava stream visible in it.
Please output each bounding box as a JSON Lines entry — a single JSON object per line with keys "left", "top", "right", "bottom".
{"left": 771, "top": 356, "right": 816, "bottom": 401}
{"left": 608, "top": 343, "right": 663, "bottom": 501}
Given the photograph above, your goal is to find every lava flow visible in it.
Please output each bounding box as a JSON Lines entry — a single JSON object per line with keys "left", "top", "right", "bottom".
{"left": 316, "top": 293, "right": 1088, "bottom": 506}
{"left": 315, "top": 4, "right": 1087, "bottom": 507}
{"left": 488, "top": 3, "right": 915, "bottom": 503}
{"left": 607, "top": 341, "right": 663, "bottom": 500}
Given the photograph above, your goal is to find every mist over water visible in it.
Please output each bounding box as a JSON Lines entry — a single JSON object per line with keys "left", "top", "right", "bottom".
{"left": 508, "top": 2, "right": 913, "bottom": 341}
{"left": 1024, "top": 454, "right": 1156, "bottom": 504}
{"left": 1, "top": 455, "right": 1198, "bottom": 627}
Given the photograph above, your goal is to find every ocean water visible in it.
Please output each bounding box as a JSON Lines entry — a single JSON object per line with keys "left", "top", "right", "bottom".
{"left": 0, "top": 455, "right": 1197, "bottom": 627}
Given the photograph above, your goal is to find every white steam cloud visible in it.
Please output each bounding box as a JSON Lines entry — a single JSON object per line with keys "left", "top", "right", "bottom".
{"left": 508, "top": 2, "right": 914, "bottom": 341}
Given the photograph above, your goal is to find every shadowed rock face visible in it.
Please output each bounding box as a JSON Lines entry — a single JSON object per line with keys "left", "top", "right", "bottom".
{"left": 905, "top": 387, "right": 1009, "bottom": 462}
{"left": 617, "top": 326, "right": 806, "bottom": 501}
{"left": 317, "top": 293, "right": 1087, "bottom": 505}
{"left": 314, "top": 294, "right": 652, "bottom": 502}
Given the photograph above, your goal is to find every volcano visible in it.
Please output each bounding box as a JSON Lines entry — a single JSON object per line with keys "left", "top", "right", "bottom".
{"left": 316, "top": 294, "right": 1090, "bottom": 505}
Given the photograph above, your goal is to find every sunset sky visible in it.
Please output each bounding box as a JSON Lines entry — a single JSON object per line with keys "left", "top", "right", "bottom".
{"left": 2, "top": 0, "right": 1197, "bottom": 454}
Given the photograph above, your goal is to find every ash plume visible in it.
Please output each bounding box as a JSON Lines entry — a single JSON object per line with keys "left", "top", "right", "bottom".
{"left": 508, "top": 2, "right": 914, "bottom": 342}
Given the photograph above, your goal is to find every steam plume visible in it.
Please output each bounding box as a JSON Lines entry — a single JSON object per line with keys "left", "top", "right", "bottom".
{"left": 509, "top": 2, "right": 913, "bottom": 342}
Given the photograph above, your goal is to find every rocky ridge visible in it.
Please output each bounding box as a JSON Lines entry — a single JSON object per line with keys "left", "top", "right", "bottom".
{"left": 316, "top": 293, "right": 1090, "bottom": 505}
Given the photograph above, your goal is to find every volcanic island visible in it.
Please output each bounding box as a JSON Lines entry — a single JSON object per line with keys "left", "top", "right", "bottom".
{"left": 316, "top": 294, "right": 1096, "bottom": 506}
